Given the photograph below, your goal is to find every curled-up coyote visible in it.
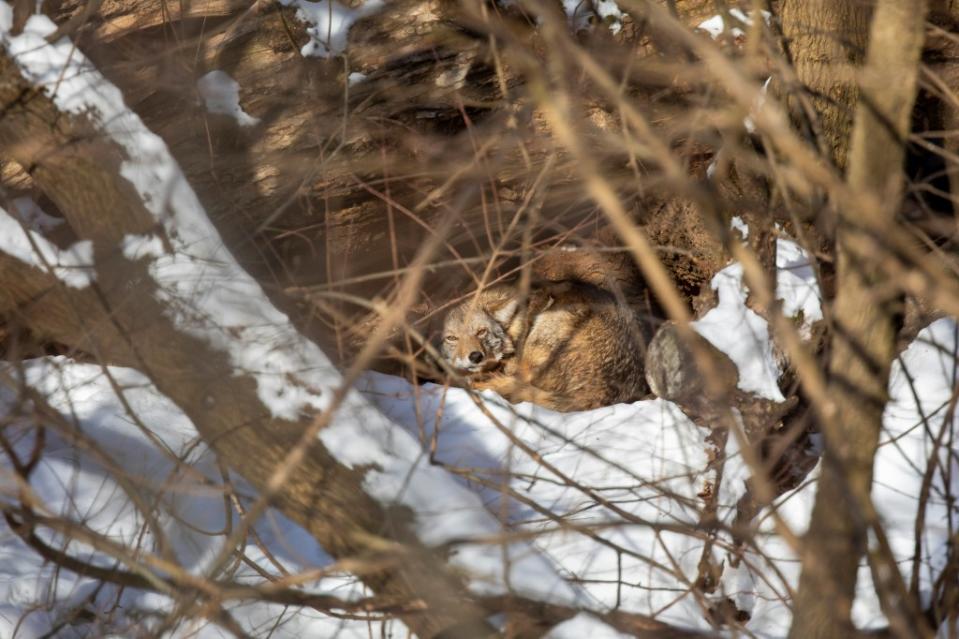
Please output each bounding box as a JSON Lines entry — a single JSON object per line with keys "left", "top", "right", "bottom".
{"left": 440, "top": 281, "right": 650, "bottom": 411}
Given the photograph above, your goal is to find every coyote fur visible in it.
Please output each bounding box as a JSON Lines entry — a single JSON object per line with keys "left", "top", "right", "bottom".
{"left": 440, "top": 281, "right": 649, "bottom": 411}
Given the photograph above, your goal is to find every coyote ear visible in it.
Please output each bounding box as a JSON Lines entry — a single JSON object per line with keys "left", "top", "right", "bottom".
{"left": 490, "top": 299, "right": 519, "bottom": 326}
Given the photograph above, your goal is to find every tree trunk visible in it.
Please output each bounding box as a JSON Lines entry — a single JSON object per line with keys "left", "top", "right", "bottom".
{"left": 780, "top": 0, "right": 872, "bottom": 170}
{"left": 788, "top": 1, "right": 930, "bottom": 638}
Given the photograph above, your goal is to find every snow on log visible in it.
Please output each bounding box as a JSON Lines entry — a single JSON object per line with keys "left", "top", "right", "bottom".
{"left": 691, "top": 231, "right": 822, "bottom": 402}
{"left": 279, "top": 0, "right": 384, "bottom": 58}
{"left": 692, "top": 261, "right": 786, "bottom": 402}
{"left": 0, "top": 206, "right": 94, "bottom": 288}
{"left": 196, "top": 70, "right": 260, "bottom": 127}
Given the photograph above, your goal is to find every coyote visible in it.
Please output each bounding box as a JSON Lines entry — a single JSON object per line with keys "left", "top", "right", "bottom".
{"left": 440, "top": 281, "right": 649, "bottom": 411}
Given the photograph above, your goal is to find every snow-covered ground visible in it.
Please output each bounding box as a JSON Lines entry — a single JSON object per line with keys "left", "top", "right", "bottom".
{"left": 0, "top": 361, "right": 383, "bottom": 638}
{"left": 1, "top": 274, "right": 956, "bottom": 637}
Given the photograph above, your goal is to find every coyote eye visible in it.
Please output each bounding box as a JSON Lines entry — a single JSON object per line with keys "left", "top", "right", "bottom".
{"left": 444, "top": 335, "right": 457, "bottom": 343}
{"left": 475, "top": 328, "right": 488, "bottom": 338}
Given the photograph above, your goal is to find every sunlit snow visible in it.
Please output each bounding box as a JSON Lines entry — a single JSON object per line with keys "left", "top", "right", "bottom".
{"left": 693, "top": 262, "right": 786, "bottom": 401}
{"left": 279, "top": 0, "right": 383, "bottom": 58}
{"left": 197, "top": 70, "right": 260, "bottom": 127}
{"left": 0, "top": 206, "right": 94, "bottom": 288}
{"left": 698, "top": 8, "right": 772, "bottom": 40}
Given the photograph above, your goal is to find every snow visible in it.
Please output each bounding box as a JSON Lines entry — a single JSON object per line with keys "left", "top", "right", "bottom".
{"left": 731, "top": 215, "right": 749, "bottom": 239}
{"left": 693, "top": 222, "right": 823, "bottom": 400}
{"left": 0, "top": 356, "right": 736, "bottom": 632}
{"left": 8, "top": 196, "right": 64, "bottom": 232}
{"left": 0, "top": 205, "right": 94, "bottom": 288}
{"left": 1, "top": 356, "right": 733, "bottom": 635}
{"left": 870, "top": 318, "right": 958, "bottom": 619}
{"left": 317, "top": 390, "right": 584, "bottom": 605}
{"left": 360, "top": 373, "right": 739, "bottom": 629}
{"left": 742, "top": 318, "right": 959, "bottom": 634}
{"left": 744, "top": 77, "right": 772, "bottom": 134}
{"left": 0, "top": 359, "right": 381, "bottom": 638}
{"left": 693, "top": 262, "right": 786, "bottom": 401}
{"left": 0, "top": 298, "right": 955, "bottom": 636}
{"left": 775, "top": 236, "right": 823, "bottom": 330}
{"left": 706, "top": 158, "right": 718, "bottom": 179}
{"left": 561, "top": 0, "right": 624, "bottom": 34}
{"left": 346, "top": 71, "right": 366, "bottom": 86}
{"left": 279, "top": 0, "right": 383, "bottom": 58}
{"left": 545, "top": 613, "right": 631, "bottom": 638}
{"left": 594, "top": 0, "right": 625, "bottom": 35}
{"left": 0, "top": 359, "right": 584, "bottom": 636}
{"left": 562, "top": 0, "right": 592, "bottom": 30}
{"left": 120, "top": 232, "right": 165, "bottom": 261}
{"left": 698, "top": 8, "right": 772, "bottom": 40}
{"left": 196, "top": 70, "right": 259, "bottom": 127}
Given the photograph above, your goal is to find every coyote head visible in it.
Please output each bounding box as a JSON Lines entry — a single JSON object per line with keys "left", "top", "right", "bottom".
{"left": 441, "top": 297, "right": 518, "bottom": 374}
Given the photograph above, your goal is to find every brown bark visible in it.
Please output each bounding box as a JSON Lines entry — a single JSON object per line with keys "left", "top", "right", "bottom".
{"left": 788, "top": 1, "right": 931, "bottom": 638}
{"left": 780, "top": 0, "right": 873, "bottom": 170}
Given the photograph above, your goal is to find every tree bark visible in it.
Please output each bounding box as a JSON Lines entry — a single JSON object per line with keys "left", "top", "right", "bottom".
{"left": 780, "top": 0, "right": 873, "bottom": 171}
{"left": 788, "top": 1, "right": 930, "bottom": 638}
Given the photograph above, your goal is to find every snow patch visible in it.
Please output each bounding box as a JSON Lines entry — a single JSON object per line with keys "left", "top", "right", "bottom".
{"left": 8, "top": 196, "right": 64, "bottom": 232}
{"left": 359, "top": 372, "right": 739, "bottom": 630}
{"left": 731, "top": 215, "right": 749, "bottom": 239}
{"left": 0, "top": 205, "right": 94, "bottom": 288}
{"left": 594, "top": 0, "right": 625, "bottom": 35}
{"left": 698, "top": 8, "right": 772, "bottom": 39}
{"left": 279, "top": 0, "right": 383, "bottom": 58}
{"left": 0, "top": 359, "right": 386, "bottom": 638}
{"left": 776, "top": 237, "right": 822, "bottom": 330}
{"left": 868, "top": 318, "right": 959, "bottom": 623}
{"left": 694, "top": 231, "right": 822, "bottom": 398}
{"left": 318, "top": 387, "right": 586, "bottom": 604}
{"left": 693, "top": 263, "right": 785, "bottom": 401}
{"left": 562, "top": 0, "right": 624, "bottom": 34}
{"left": 196, "top": 70, "right": 259, "bottom": 127}
{"left": 562, "top": 0, "right": 592, "bottom": 30}
{"left": 121, "top": 233, "right": 166, "bottom": 260}
{"left": 0, "top": 12, "right": 334, "bottom": 420}
{"left": 744, "top": 77, "right": 772, "bottom": 134}
{"left": 745, "top": 318, "right": 959, "bottom": 633}
{"left": 545, "top": 613, "right": 631, "bottom": 638}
